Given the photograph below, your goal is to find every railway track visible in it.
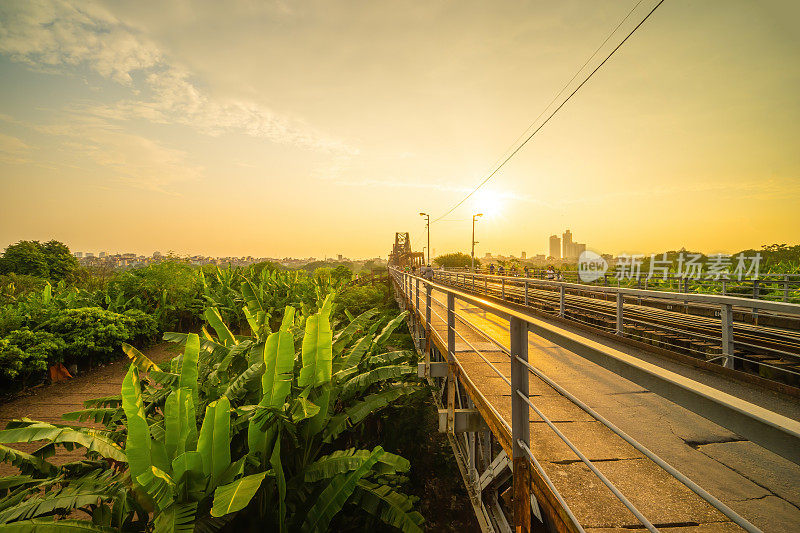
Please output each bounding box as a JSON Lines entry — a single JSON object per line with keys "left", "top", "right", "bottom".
{"left": 437, "top": 273, "right": 800, "bottom": 387}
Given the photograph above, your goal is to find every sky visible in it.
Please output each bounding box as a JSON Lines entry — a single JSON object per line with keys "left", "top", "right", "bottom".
{"left": 0, "top": 0, "right": 798, "bottom": 259}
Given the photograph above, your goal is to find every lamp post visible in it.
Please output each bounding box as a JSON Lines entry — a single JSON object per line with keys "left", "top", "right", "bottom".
{"left": 419, "top": 213, "right": 430, "bottom": 265}
{"left": 472, "top": 213, "right": 483, "bottom": 272}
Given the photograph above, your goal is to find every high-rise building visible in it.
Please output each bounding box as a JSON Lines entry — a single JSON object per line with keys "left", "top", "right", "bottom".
{"left": 562, "top": 230, "right": 573, "bottom": 259}
{"left": 574, "top": 243, "right": 586, "bottom": 258}
{"left": 521, "top": 251, "right": 526, "bottom": 260}
{"left": 549, "top": 235, "right": 561, "bottom": 259}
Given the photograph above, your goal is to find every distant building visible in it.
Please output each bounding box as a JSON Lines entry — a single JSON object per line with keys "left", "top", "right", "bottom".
{"left": 562, "top": 230, "right": 573, "bottom": 259}
{"left": 485, "top": 252, "right": 492, "bottom": 259}
{"left": 337, "top": 254, "right": 343, "bottom": 261}
{"left": 549, "top": 235, "right": 561, "bottom": 259}
{"left": 561, "top": 229, "right": 587, "bottom": 260}
{"left": 521, "top": 251, "right": 526, "bottom": 260}
{"left": 74, "top": 251, "right": 83, "bottom": 258}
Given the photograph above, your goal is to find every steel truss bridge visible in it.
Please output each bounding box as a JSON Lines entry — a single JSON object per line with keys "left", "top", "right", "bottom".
{"left": 390, "top": 266, "right": 800, "bottom": 533}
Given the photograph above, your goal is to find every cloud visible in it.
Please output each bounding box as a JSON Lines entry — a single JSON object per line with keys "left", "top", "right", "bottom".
{"left": 0, "top": 132, "right": 31, "bottom": 164}
{"left": 0, "top": 112, "right": 201, "bottom": 192}
{"left": 0, "top": 0, "right": 356, "bottom": 155}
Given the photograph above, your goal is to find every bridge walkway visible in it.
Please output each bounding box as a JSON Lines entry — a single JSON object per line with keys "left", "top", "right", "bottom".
{"left": 409, "top": 279, "right": 800, "bottom": 532}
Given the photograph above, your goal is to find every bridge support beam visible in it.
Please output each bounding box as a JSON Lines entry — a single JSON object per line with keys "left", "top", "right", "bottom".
{"left": 438, "top": 409, "right": 488, "bottom": 433}
{"left": 420, "top": 361, "right": 449, "bottom": 378}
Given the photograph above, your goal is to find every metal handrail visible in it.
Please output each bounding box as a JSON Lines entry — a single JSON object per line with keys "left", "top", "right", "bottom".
{"left": 435, "top": 270, "right": 800, "bottom": 315}
{"left": 399, "top": 270, "right": 659, "bottom": 531}
{"left": 391, "top": 267, "right": 789, "bottom": 532}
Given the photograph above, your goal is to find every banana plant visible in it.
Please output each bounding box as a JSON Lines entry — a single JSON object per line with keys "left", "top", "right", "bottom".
{"left": 0, "top": 288, "right": 425, "bottom": 531}
{"left": 206, "top": 298, "right": 424, "bottom": 532}
{"left": 120, "top": 333, "right": 243, "bottom": 532}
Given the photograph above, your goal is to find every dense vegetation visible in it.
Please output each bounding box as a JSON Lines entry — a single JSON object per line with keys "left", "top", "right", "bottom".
{"left": 433, "top": 252, "right": 477, "bottom": 270}
{"left": 0, "top": 242, "right": 390, "bottom": 391}
{"left": 0, "top": 241, "right": 430, "bottom": 532}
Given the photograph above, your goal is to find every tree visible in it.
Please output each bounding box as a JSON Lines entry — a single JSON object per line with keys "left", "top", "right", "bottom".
{"left": 0, "top": 241, "right": 49, "bottom": 278}
{"left": 40, "top": 240, "right": 78, "bottom": 281}
{"left": 0, "top": 240, "right": 78, "bottom": 282}
{"left": 433, "top": 252, "right": 478, "bottom": 269}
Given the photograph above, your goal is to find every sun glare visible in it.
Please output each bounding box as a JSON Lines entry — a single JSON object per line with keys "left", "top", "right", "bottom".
{"left": 471, "top": 189, "right": 506, "bottom": 219}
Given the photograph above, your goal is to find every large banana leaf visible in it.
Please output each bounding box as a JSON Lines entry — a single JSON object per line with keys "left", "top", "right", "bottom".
{"left": 61, "top": 408, "right": 120, "bottom": 427}
{"left": 323, "top": 384, "right": 423, "bottom": 443}
{"left": 210, "top": 471, "right": 268, "bottom": 517}
{"left": 0, "top": 424, "right": 125, "bottom": 463}
{"left": 222, "top": 361, "right": 264, "bottom": 403}
{"left": 177, "top": 333, "right": 200, "bottom": 405}
{"left": 153, "top": 501, "right": 198, "bottom": 533}
{"left": 369, "top": 350, "right": 413, "bottom": 366}
{"left": 298, "top": 309, "right": 332, "bottom": 388}
{"left": 121, "top": 343, "right": 161, "bottom": 374}
{"left": 372, "top": 312, "right": 408, "bottom": 348}
{"left": 332, "top": 309, "right": 378, "bottom": 355}
{"left": 121, "top": 366, "right": 151, "bottom": 483}
{"left": 0, "top": 486, "right": 113, "bottom": 523}
{"left": 164, "top": 388, "right": 197, "bottom": 461}
{"left": 301, "top": 446, "right": 384, "bottom": 533}
{"left": 135, "top": 466, "right": 175, "bottom": 511}
{"left": 0, "top": 444, "right": 56, "bottom": 475}
{"left": 261, "top": 306, "right": 295, "bottom": 408}
{"left": 197, "top": 397, "right": 231, "bottom": 489}
{"left": 339, "top": 365, "right": 416, "bottom": 401}
{"left": 303, "top": 448, "right": 410, "bottom": 482}
{"left": 204, "top": 308, "right": 237, "bottom": 347}
{"left": 337, "top": 321, "right": 382, "bottom": 373}
{"left": 352, "top": 479, "right": 424, "bottom": 533}
{"left": 0, "top": 519, "right": 116, "bottom": 532}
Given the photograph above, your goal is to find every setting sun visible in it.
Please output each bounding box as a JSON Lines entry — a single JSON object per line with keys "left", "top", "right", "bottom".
{"left": 470, "top": 189, "right": 506, "bottom": 220}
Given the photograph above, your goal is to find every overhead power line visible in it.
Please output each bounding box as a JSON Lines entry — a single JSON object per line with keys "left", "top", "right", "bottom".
{"left": 432, "top": 0, "right": 665, "bottom": 224}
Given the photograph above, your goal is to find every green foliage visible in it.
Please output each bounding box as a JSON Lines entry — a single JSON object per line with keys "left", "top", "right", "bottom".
{"left": 335, "top": 285, "right": 390, "bottom": 320}
{"left": 45, "top": 307, "right": 156, "bottom": 365}
{"left": 0, "top": 241, "right": 78, "bottom": 282}
{"left": 433, "top": 252, "right": 477, "bottom": 269}
{"left": 0, "top": 282, "right": 424, "bottom": 531}
{"left": 105, "top": 261, "right": 203, "bottom": 331}
{"left": 0, "top": 242, "right": 49, "bottom": 279}
{"left": 0, "top": 329, "right": 64, "bottom": 382}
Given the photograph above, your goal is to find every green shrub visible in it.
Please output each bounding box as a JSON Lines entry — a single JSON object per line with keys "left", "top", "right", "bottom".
{"left": 0, "top": 329, "right": 64, "bottom": 382}
{"left": 44, "top": 307, "right": 140, "bottom": 365}
{"left": 335, "top": 285, "right": 387, "bottom": 319}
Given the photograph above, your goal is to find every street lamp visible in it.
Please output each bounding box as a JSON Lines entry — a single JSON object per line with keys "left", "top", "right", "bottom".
{"left": 419, "top": 212, "right": 430, "bottom": 265}
{"left": 472, "top": 213, "right": 483, "bottom": 272}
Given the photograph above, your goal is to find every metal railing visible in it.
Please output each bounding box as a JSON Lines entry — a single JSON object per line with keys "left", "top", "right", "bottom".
{"left": 450, "top": 267, "right": 800, "bottom": 303}
{"left": 391, "top": 267, "right": 800, "bottom": 532}
{"left": 431, "top": 270, "right": 800, "bottom": 377}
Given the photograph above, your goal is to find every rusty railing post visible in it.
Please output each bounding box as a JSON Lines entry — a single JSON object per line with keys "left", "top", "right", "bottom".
{"left": 447, "top": 292, "right": 456, "bottom": 434}
{"left": 511, "top": 316, "right": 531, "bottom": 533}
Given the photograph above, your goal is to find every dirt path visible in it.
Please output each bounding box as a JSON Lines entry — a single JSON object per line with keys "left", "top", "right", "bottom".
{"left": 0, "top": 343, "right": 177, "bottom": 476}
